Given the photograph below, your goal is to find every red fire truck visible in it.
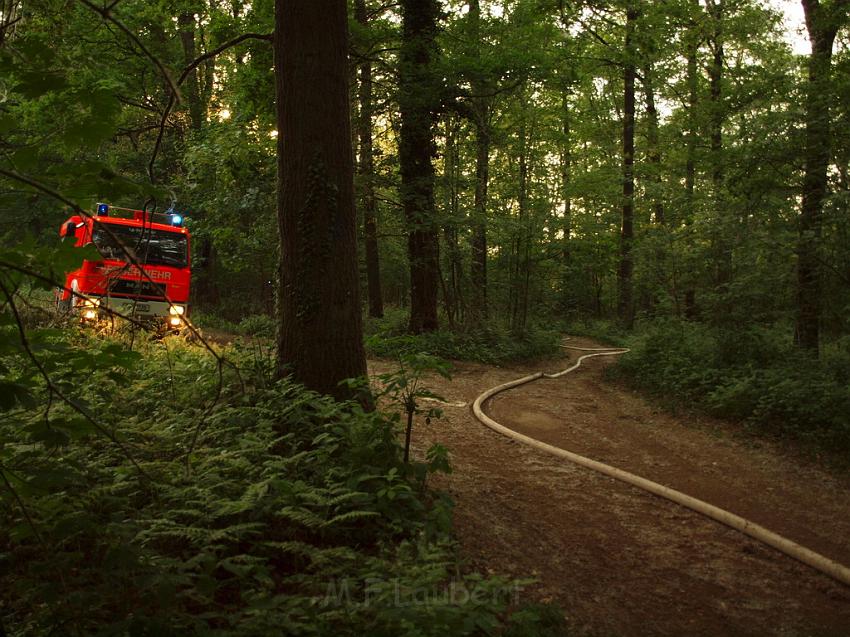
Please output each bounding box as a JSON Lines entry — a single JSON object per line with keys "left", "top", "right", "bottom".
{"left": 58, "top": 203, "right": 191, "bottom": 328}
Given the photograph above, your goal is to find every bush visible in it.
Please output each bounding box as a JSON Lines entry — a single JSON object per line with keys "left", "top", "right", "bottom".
{"left": 191, "top": 310, "right": 241, "bottom": 333}
{"left": 564, "top": 318, "right": 630, "bottom": 348}
{"left": 613, "top": 320, "right": 850, "bottom": 454}
{"left": 364, "top": 308, "right": 562, "bottom": 364}
{"left": 238, "top": 313, "right": 275, "bottom": 338}
{"left": 0, "top": 330, "right": 543, "bottom": 635}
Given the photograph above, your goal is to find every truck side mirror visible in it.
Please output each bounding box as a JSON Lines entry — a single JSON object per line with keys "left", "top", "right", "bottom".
{"left": 64, "top": 222, "right": 76, "bottom": 238}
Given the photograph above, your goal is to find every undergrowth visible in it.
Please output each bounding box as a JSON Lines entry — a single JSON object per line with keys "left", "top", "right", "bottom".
{"left": 193, "top": 311, "right": 276, "bottom": 339}
{"left": 363, "top": 307, "right": 562, "bottom": 364}
{"left": 0, "top": 328, "right": 561, "bottom": 636}
{"left": 611, "top": 320, "right": 850, "bottom": 458}
{"left": 562, "top": 318, "right": 630, "bottom": 348}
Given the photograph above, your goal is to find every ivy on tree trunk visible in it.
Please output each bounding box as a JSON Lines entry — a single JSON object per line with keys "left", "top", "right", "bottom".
{"left": 274, "top": 0, "right": 368, "bottom": 399}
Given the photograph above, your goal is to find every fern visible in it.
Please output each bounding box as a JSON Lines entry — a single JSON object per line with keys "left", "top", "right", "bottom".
{"left": 0, "top": 331, "right": 534, "bottom": 636}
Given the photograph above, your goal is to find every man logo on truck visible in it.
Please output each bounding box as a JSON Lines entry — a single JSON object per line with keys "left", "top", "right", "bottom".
{"left": 57, "top": 202, "right": 191, "bottom": 329}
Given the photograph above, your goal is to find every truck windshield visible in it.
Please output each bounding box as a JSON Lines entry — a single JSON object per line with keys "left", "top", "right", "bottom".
{"left": 92, "top": 223, "right": 188, "bottom": 268}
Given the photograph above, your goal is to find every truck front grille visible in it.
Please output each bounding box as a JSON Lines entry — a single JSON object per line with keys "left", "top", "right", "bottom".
{"left": 108, "top": 278, "right": 167, "bottom": 299}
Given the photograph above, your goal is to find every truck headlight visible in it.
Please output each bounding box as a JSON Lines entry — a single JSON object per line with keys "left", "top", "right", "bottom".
{"left": 169, "top": 305, "right": 185, "bottom": 316}
{"left": 80, "top": 298, "right": 99, "bottom": 319}
{"left": 169, "top": 316, "right": 182, "bottom": 327}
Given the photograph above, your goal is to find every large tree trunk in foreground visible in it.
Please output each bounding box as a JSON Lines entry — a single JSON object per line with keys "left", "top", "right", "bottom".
{"left": 355, "top": 0, "right": 384, "bottom": 319}
{"left": 274, "top": 0, "right": 367, "bottom": 399}
{"left": 400, "top": 0, "right": 440, "bottom": 333}
{"left": 795, "top": 0, "right": 846, "bottom": 354}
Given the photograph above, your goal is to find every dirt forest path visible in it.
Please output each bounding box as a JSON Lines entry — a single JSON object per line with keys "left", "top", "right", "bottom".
{"left": 369, "top": 337, "right": 850, "bottom": 636}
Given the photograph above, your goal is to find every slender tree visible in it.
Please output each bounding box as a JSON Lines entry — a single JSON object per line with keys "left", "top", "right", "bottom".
{"left": 560, "top": 93, "right": 572, "bottom": 262}
{"left": 178, "top": 9, "right": 203, "bottom": 131}
{"left": 274, "top": 0, "right": 368, "bottom": 398}
{"left": 511, "top": 85, "right": 531, "bottom": 334}
{"left": 617, "top": 3, "right": 638, "bottom": 327}
{"left": 0, "top": 0, "right": 20, "bottom": 47}
{"left": 683, "top": 0, "right": 701, "bottom": 319}
{"left": 355, "top": 0, "right": 384, "bottom": 319}
{"left": 706, "top": 0, "right": 731, "bottom": 290}
{"left": 469, "top": 0, "right": 490, "bottom": 322}
{"left": 642, "top": 63, "right": 664, "bottom": 226}
{"left": 795, "top": 0, "right": 848, "bottom": 354}
{"left": 441, "top": 113, "right": 464, "bottom": 326}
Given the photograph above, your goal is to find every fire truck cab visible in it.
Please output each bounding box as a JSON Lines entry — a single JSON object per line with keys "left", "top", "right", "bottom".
{"left": 58, "top": 203, "right": 191, "bottom": 328}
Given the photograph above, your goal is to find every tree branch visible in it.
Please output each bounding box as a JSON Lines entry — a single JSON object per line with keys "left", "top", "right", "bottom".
{"left": 0, "top": 276, "right": 150, "bottom": 481}
{"left": 179, "top": 32, "right": 273, "bottom": 85}
{"left": 77, "top": 0, "right": 181, "bottom": 103}
{"left": 148, "top": 31, "right": 273, "bottom": 184}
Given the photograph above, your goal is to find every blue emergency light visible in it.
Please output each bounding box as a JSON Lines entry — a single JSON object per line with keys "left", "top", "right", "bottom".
{"left": 97, "top": 203, "right": 109, "bottom": 216}
{"left": 171, "top": 214, "right": 183, "bottom": 227}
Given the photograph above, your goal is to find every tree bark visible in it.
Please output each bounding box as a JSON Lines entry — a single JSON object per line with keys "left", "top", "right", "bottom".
{"left": 178, "top": 11, "right": 203, "bottom": 131}
{"left": 683, "top": 0, "right": 700, "bottom": 319}
{"left": 706, "top": 0, "right": 731, "bottom": 290}
{"left": 274, "top": 0, "right": 368, "bottom": 399}
{"left": 796, "top": 0, "right": 847, "bottom": 353}
{"left": 0, "top": 0, "right": 20, "bottom": 47}
{"left": 441, "top": 114, "right": 462, "bottom": 326}
{"left": 617, "top": 4, "right": 637, "bottom": 328}
{"left": 511, "top": 89, "right": 531, "bottom": 335}
{"left": 561, "top": 93, "right": 572, "bottom": 259}
{"left": 400, "top": 0, "right": 440, "bottom": 333}
{"left": 469, "top": 0, "right": 489, "bottom": 323}
{"left": 355, "top": 0, "right": 384, "bottom": 318}
{"left": 642, "top": 65, "right": 664, "bottom": 226}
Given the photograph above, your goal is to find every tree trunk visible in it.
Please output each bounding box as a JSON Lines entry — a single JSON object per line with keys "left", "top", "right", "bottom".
{"left": 355, "top": 0, "right": 384, "bottom": 318}
{"left": 441, "top": 115, "right": 462, "bottom": 326}
{"left": 274, "top": 0, "right": 368, "bottom": 399}
{"left": 512, "top": 92, "right": 530, "bottom": 335}
{"left": 683, "top": 0, "right": 699, "bottom": 320}
{"left": 470, "top": 103, "right": 490, "bottom": 323}
{"left": 642, "top": 63, "right": 667, "bottom": 313}
{"left": 0, "top": 0, "right": 21, "bottom": 47}
{"left": 192, "top": 235, "right": 220, "bottom": 310}
{"left": 796, "top": 0, "right": 845, "bottom": 354}
{"left": 617, "top": 4, "right": 637, "bottom": 328}
{"left": 706, "top": 0, "right": 731, "bottom": 290}
{"left": 178, "top": 11, "right": 203, "bottom": 131}
{"left": 469, "top": 0, "right": 489, "bottom": 323}
{"left": 559, "top": 91, "right": 574, "bottom": 313}
{"left": 400, "top": 0, "right": 440, "bottom": 334}
{"left": 561, "top": 93, "right": 572, "bottom": 260}
{"left": 642, "top": 65, "right": 664, "bottom": 225}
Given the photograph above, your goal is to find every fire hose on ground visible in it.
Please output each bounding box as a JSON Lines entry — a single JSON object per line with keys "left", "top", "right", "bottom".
{"left": 470, "top": 341, "right": 850, "bottom": 588}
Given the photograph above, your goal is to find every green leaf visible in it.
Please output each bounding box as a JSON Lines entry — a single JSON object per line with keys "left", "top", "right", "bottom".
{"left": 0, "top": 381, "right": 36, "bottom": 411}
{"left": 14, "top": 70, "right": 68, "bottom": 98}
